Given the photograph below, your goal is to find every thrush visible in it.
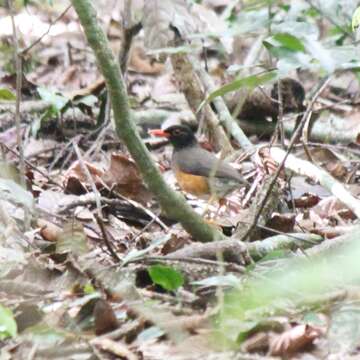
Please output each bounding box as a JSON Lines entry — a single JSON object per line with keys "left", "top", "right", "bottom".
{"left": 150, "top": 124, "right": 248, "bottom": 201}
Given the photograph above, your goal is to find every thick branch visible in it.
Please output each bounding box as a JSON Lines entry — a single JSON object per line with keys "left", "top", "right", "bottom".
{"left": 70, "top": 0, "right": 224, "bottom": 242}
{"left": 167, "top": 233, "right": 323, "bottom": 263}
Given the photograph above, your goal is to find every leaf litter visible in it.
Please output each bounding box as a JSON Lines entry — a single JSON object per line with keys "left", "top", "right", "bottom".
{"left": 1, "top": 1, "right": 360, "bottom": 359}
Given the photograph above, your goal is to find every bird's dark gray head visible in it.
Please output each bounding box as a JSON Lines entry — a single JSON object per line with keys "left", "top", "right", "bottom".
{"left": 152, "top": 125, "right": 198, "bottom": 149}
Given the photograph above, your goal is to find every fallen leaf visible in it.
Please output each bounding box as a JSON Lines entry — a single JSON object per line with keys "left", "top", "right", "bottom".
{"left": 312, "top": 196, "right": 355, "bottom": 220}
{"left": 265, "top": 213, "right": 295, "bottom": 235}
{"left": 294, "top": 193, "right": 321, "bottom": 208}
{"left": 38, "top": 219, "right": 62, "bottom": 242}
{"left": 93, "top": 299, "right": 118, "bottom": 335}
{"left": 102, "top": 153, "right": 152, "bottom": 204}
{"left": 129, "top": 46, "right": 165, "bottom": 74}
{"left": 63, "top": 160, "right": 104, "bottom": 194}
{"left": 269, "top": 324, "right": 323, "bottom": 356}
{"left": 92, "top": 338, "right": 138, "bottom": 360}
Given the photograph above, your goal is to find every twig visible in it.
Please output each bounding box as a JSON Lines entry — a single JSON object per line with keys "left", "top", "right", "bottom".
{"left": 84, "top": 121, "right": 111, "bottom": 160}
{"left": 130, "top": 216, "right": 157, "bottom": 242}
{"left": 72, "top": 142, "right": 102, "bottom": 218}
{"left": 8, "top": 0, "right": 31, "bottom": 228}
{"left": 94, "top": 214, "right": 121, "bottom": 262}
{"left": 119, "top": 11, "right": 142, "bottom": 73}
{"left": 8, "top": 0, "right": 25, "bottom": 190}
{"left": 241, "top": 78, "right": 331, "bottom": 241}
{"left": 304, "top": 0, "right": 355, "bottom": 40}
{"left": 26, "top": 344, "right": 38, "bottom": 360}
{"left": 48, "top": 138, "right": 74, "bottom": 172}
{"left": 0, "top": 141, "right": 64, "bottom": 189}
{"left": 302, "top": 77, "right": 332, "bottom": 163}
{"left": 231, "top": 35, "right": 266, "bottom": 119}
{"left": 20, "top": 4, "right": 73, "bottom": 55}
{"left": 274, "top": 80, "right": 285, "bottom": 148}
{"left": 304, "top": 226, "right": 360, "bottom": 257}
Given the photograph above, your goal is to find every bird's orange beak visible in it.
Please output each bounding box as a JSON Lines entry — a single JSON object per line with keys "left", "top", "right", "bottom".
{"left": 149, "top": 129, "right": 170, "bottom": 138}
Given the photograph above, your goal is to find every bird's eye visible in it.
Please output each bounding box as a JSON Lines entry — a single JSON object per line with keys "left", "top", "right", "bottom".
{"left": 173, "top": 129, "right": 181, "bottom": 135}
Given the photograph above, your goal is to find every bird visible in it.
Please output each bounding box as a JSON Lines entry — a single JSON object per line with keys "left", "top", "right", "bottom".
{"left": 149, "top": 124, "right": 248, "bottom": 203}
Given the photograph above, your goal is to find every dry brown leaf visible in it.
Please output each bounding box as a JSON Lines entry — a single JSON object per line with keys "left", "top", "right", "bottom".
{"left": 265, "top": 213, "right": 296, "bottom": 234}
{"left": 257, "top": 147, "right": 281, "bottom": 176}
{"left": 93, "top": 299, "right": 119, "bottom": 335}
{"left": 102, "top": 153, "right": 152, "bottom": 204}
{"left": 38, "top": 219, "right": 62, "bottom": 242}
{"left": 325, "top": 162, "right": 348, "bottom": 181}
{"left": 312, "top": 196, "right": 355, "bottom": 220}
{"left": 129, "top": 46, "right": 165, "bottom": 74}
{"left": 241, "top": 331, "right": 269, "bottom": 353}
{"left": 269, "top": 324, "right": 323, "bottom": 356}
{"left": 92, "top": 338, "right": 138, "bottom": 360}
{"left": 294, "top": 193, "right": 321, "bottom": 208}
{"left": 65, "top": 77, "right": 105, "bottom": 100}
{"left": 63, "top": 160, "right": 104, "bottom": 194}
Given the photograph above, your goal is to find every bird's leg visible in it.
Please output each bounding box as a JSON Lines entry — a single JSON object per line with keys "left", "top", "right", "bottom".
{"left": 202, "top": 194, "right": 217, "bottom": 218}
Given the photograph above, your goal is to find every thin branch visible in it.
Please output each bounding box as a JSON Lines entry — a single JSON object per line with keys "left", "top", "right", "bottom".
{"left": 0, "top": 141, "right": 64, "bottom": 189}
{"left": 304, "top": 0, "right": 355, "bottom": 41}
{"left": 8, "top": 0, "right": 31, "bottom": 229}
{"left": 20, "top": 4, "right": 73, "bottom": 55}
{"left": 94, "top": 214, "right": 121, "bottom": 263}
{"left": 241, "top": 77, "right": 331, "bottom": 241}
{"left": 8, "top": 0, "right": 25, "bottom": 189}
{"left": 73, "top": 142, "right": 102, "bottom": 218}
{"left": 119, "top": 21, "right": 142, "bottom": 73}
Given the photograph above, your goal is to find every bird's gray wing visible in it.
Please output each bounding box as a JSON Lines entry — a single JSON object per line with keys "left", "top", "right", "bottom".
{"left": 173, "top": 147, "right": 246, "bottom": 184}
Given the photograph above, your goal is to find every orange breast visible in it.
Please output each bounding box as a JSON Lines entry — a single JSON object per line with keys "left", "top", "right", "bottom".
{"left": 175, "top": 170, "right": 210, "bottom": 197}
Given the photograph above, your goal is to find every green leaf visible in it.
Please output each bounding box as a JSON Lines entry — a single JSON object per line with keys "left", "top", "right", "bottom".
{"left": 0, "top": 88, "right": 16, "bottom": 100}
{"left": 352, "top": 7, "right": 360, "bottom": 31}
{"left": 199, "top": 70, "right": 277, "bottom": 111}
{"left": 148, "top": 264, "right": 184, "bottom": 291}
{"left": 83, "top": 283, "right": 96, "bottom": 294}
{"left": 0, "top": 304, "right": 17, "bottom": 340}
{"left": 37, "top": 87, "right": 68, "bottom": 113}
{"left": 271, "top": 33, "right": 306, "bottom": 52}
{"left": 259, "top": 249, "right": 287, "bottom": 262}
